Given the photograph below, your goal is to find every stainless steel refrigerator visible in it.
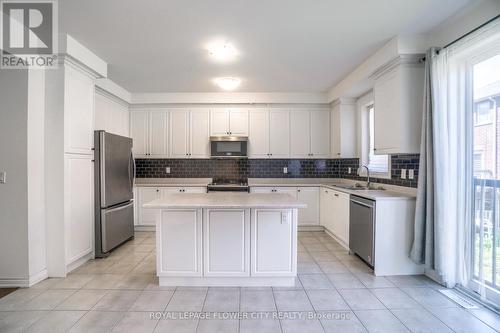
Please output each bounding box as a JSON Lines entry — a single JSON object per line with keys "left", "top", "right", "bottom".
{"left": 94, "top": 130, "right": 135, "bottom": 258}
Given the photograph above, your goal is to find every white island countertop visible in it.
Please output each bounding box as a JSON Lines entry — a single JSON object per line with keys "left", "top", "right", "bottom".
{"left": 143, "top": 192, "right": 307, "bottom": 209}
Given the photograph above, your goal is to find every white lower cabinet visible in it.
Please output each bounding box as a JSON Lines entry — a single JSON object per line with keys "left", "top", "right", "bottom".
{"left": 158, "top": 209, "right": 202, "bottom": 276}
{"left": 137, "top": 187, "right": 160, "bottom": 226}
{"left": 250, "top": 186, "right": 319, "bottom": 226}
{"left": 135, "top": 186, "right": 207, "bottom": 226}
{"left": 251, "top": 209, "right": 296, "bottom": 276}
{"left": 320, "top": 187, "right": 349, "bottom": 246}
{"left": 203, "top": 209, "right": 250, "bottom": 276}
{"left": 296, "top": 187, "right": 319, "bottom": 225}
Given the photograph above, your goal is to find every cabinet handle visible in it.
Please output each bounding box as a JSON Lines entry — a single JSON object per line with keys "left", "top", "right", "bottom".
{"left": 337, "top": 153, "right": 341, "bottom": 156}
{"left": 334, "top": 194, "right": 339, "bottom": 197}
{"left": 297, "top": 189, "right": 301, "bottom": 192}
{"left": 156, "top": 189, "right": 159, "bottom": 192}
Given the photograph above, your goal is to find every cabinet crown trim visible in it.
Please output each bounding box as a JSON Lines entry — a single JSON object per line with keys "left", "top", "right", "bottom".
{"left": 370, "top": 54, "right": 425, "bottom": 80}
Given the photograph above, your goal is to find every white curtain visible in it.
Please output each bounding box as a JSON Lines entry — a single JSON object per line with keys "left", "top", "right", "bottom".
{"left": 430, "top": 48, "right": 471, "bottom": 287}
{"left": 412, "top": 19, "right": 500, "bottom": 292}
{"left": 411, "top": 47, "right": 471, "bottom": 288}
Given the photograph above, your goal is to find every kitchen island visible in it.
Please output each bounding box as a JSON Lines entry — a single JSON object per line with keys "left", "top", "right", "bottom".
{"left": 143, "top": 192, "right": 306, "bottom": 287}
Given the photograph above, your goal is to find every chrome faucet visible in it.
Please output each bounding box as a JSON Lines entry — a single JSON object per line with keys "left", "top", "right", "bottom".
{"left": 358, "top": 165, "right": 370, "bottom": 189}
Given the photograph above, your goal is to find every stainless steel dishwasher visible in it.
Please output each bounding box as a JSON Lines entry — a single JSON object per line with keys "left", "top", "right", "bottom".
{"left": 349, "top": 195, "right": 376, "bottom": 267}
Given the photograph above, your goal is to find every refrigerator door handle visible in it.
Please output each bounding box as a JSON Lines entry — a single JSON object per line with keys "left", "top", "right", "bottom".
{"left": 129, "top": 152, "right": 135, "bottom": 189}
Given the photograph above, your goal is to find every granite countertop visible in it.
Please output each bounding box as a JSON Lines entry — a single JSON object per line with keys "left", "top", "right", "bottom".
{"left": 134, "top": 177, "right": 416, "bottom": 201}
{"left": 143, "top": 192, "right": 307, "bottom": 209}
{"left": 248, "top": 178, "right": 416, "bottom": 201}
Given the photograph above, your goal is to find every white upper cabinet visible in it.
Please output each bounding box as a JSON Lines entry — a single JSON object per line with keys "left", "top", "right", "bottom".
{"left": 169, "top": 109, "right": 189, "bottom": 158}
{"left": 290, "top": 110, "right": 310, "bottom": 158}
{"left": 373, "top": 60, "right": 424, "bottom": 154}
{"left": 290, "top": 109, "right": 330, "bottom": 158}
{"left": 210, "top": 108, "right": 248, "bottom": 136}
{"left": 269, "top": 109, "right": 290, "bottom": 158}
{"left": 310, "top": 109, "right": 330, "bottom": 157}
{"left": 149, "top": 110, "right": 169, "bottom": 156}
{"left": 249, "top": 108, "right": 290, "bottom": 158}
{"left": 130, "top": 109, "right": 168, "bottom": 157}
{"left": 170, "top": 109, "right": 210, "bottom": 158}
{"left": 130, "top": 110, "right": 149, "bottom": 156}
{"left": 249, "top": 109, "right": 270, "bottom": 158}
{"left": 331, "top": 99, "right": 356, "bottom": 158}
{"left": 94, "top": 91, "right": 129, "bottom": 137}
{"left": 228, "top": 109, "right": 249, "bottom": 136}
{"left": 189, "top": 109, "right": 210, "bottom": 158}
{"left": 64, "top": 65, "right": 94, "bottom": 154}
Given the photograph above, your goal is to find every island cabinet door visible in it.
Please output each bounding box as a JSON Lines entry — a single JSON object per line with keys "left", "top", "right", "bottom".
{"left": 251, "top": 209, "right": 297, "bottom": 276}
{"left": 157, "top": 209, "right": 202, "bottom": 276}
{"left": 203, "top": 209, "right": 250, "bottom": 276}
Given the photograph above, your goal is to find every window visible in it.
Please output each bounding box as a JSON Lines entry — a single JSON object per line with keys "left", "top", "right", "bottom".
{"left": 367, "top": 105, "right": 390, "bottom": 174}
{"left": 474, "top": 100, "right": 494, "bottom": 125}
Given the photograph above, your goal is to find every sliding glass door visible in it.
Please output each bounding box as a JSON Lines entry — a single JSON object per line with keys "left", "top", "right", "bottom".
{"left": 471, "top": 51, "right": 500, "bottom": 307}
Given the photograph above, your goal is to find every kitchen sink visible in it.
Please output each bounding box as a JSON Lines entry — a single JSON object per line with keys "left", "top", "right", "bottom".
{"left": 335, "top": 183, "right": 386, "bottom": 191}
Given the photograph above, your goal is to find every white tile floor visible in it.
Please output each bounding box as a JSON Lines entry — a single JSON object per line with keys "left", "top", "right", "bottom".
{"left": 0, "top": 231, "right": 499, "bottom": 332}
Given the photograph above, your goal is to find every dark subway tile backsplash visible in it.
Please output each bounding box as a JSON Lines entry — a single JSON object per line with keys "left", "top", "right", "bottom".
{"left": 135, "top": 154, "right": 420, "bottom": 188}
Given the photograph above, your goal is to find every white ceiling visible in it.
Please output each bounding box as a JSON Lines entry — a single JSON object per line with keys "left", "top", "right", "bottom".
{"left": 60, "top": 0, "right": 474, "bottom": 93}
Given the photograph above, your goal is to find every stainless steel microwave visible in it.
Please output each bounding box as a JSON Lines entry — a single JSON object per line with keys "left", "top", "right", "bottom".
{"left": 210, "top": 136, "right": 248, "bottom": 158}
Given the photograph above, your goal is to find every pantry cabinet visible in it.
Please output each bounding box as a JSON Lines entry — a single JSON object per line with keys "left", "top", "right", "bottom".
{"left": 373, "top": 58, "right": 424, "bottom": 154}
{"left": 290, "top": 109, "right": 330, "bottom": 158}
{"left": 248, "top": 109, "right": 290, "bottom": 158}
{"left": 210, "top": 108, "right": 248, "bottom": 136}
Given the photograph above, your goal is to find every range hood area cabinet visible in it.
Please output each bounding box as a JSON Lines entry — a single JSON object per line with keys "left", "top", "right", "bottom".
{"left": 372, "top": 56, "right": 425, "bottom": 155}
{"left": 210, "top": 108, "right": 249, "bottom": 136}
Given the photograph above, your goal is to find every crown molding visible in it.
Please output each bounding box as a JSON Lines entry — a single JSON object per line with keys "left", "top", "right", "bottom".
{"left": 130, "top": 92, "right": 330, "bottom": 105}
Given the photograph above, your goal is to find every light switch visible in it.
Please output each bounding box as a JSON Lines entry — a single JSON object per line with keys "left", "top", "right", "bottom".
{"left": 283, "top": 167, "right": 288, "bottom": 174}
{"left": 281, "top": 212, "right": 289, "bottom": 224}
{"left": 408, "top": 169, "right": 414, "bottom": 180}
{"left": 0, "top": 171, "right": 6, "bottom": 183}
{"left": 165, "top": 167, "right": 171, "bottom": 174}
{"left": 401, "top": 169, "right": 407, "bottom": 179}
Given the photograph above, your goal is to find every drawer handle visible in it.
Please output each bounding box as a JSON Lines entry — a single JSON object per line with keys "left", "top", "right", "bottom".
{"left": 334, "top": 194, "right": 339, "bottom": 197}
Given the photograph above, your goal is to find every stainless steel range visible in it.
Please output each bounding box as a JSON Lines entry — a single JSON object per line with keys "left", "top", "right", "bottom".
{"left": 207, "top": 178, "right": 249, "bottom": 192}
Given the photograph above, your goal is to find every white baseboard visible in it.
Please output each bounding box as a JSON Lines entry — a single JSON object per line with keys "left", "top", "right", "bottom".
{"left": 298, "top": 225, "right": 324, "bottom": 232}
{"left": 28, "top": 269, "right": 48, "bottom": 287}
{"left": 66, "top": 252, "right": 93, "bottom": 275}
{"left": 135, "top": 225, "right": 155, "bottom": 232}
{"left": 323, "top": 228, "right": 350, "bottom": 250}
{"left": 0, "top": 277, "right": 29, "bottom": 288}
{"left": 159, "top": 276, "right": 295, "bottom": 287}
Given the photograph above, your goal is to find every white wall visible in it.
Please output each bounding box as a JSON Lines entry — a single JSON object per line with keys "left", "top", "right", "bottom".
{"left": 27, "top": 69, "right": 47, "bottom": 283}
{"left": 427, "top": 0, "right": 500, "bottom": 48}
{"left": 0, "top": 69, "right": 30, "bottom": 285}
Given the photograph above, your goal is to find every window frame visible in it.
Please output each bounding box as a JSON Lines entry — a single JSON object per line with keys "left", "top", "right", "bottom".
{"left": 357, "top": 94, "right": 391, "bottom": 179}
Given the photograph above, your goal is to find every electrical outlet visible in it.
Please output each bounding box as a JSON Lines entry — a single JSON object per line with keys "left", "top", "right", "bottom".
{"left": 0, "top": 171, "right": 6, "bottom": 183}
{"left": 348, "top": 167, "right": 351, "bottom": 174}
{"left": 165, "top": 167, "right": 171, "bottom": 174}
{"left": 408, "top": 169, "right": 414, "bottom": 180}
{"left": 283, "top": 167, "right": 288, "bottom": 174}
{"left": 401, "top": 169, "right": 407, "bottom": 179}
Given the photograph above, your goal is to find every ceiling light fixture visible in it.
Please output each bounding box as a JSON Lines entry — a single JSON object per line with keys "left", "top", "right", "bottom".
{"left": 214, "top": 77, "right": 241, "bottom": 91}
{"left": 207, "top": 41, "right": 238, "bottom": 62}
